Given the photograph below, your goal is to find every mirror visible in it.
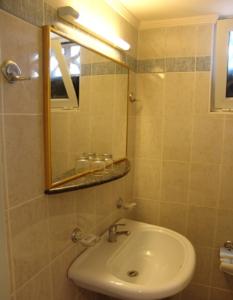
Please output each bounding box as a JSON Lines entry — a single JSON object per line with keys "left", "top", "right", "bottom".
{"left": 43, "top": 26, "right": 129, "bottom": 192}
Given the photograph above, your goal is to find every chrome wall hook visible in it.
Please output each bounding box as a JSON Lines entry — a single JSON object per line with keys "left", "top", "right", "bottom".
{"left": 1, "top": 60, "right": 31, "bottom": 84}
{"left": 129, "top": 92, "right": 139, "bottom": 103}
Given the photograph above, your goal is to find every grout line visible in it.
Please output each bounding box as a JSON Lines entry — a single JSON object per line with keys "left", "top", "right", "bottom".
{"left": 1, "top": 113, "right": 43, "bottom": 116}
{"left": 0, "top": 79, "right": 17, "bottom": 295}
{"left": 7, "top": 193, "right": 45, "bottom": 211}
{"left": 157, "top": 55, "right": 167, "bottom": 225}
{"left": 185, "top": 60, "right": 197, "bottom": 236}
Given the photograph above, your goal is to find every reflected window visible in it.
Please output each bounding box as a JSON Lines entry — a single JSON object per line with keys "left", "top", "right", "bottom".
{"left": 226, "top": 31, "right": 233, "bottom": 98}
{"left": 50, "top": 42, "right": 80, "bottom": 102}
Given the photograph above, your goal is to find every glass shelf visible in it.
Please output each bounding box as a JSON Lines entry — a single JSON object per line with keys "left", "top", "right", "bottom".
{"left": 45, "top": 159, "right": 130, "bottom": 195}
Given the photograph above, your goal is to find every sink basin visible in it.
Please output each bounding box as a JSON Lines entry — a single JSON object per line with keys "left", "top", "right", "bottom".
{"left": 68, "top": 219, "right": 195, "bottom": 300}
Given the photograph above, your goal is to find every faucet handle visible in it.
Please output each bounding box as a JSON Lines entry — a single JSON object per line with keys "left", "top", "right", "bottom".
{"left": 224, "top": 240, "right": 233, "bottom": 251}
{"left": 109, "top": 223, "right": 125, "bottom": 232}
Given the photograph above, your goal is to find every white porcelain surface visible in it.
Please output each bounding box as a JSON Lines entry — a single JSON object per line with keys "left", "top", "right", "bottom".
{"left": 68, "top": 219, "right": 196, "bottom": 300}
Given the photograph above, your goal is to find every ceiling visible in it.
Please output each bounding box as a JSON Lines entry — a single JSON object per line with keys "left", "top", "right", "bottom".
{"left": 118, "top": 0, "right": 233, "bottom": 21}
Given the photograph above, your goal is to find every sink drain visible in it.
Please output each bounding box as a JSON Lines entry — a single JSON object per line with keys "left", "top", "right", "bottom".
{"left": 127, "top": 270, "right": 139, "bottom": 277}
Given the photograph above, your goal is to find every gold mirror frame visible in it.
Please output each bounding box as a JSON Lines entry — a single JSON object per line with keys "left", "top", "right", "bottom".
{"left": 43, "top": 25, "right": 129, "bottom": 191}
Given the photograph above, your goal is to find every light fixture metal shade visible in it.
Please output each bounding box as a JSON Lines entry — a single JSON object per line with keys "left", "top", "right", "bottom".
{"left": 58, "top": 6, "right": 79, "bottom": 22}
{"left": 57, "top": 5, "right": 131, "bottom": 51}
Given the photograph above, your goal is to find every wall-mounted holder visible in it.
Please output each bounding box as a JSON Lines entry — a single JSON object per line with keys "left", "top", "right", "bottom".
{"left": 71, "top": 227, "right": 100, "bottom": 247}
{"left": 219, "top": 240, "right": 233, "bottom": 275}
{"left": 116, "top": 197, "right": 136, "bottom": 210}
{"left": 129, "top": 92, "right": 139, "bottom": 103}
{"left": 1, "top": 60, "right": 31, "bottom": 83}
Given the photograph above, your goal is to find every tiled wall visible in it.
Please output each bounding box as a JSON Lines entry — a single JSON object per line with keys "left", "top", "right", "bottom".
{"left": 131, "top": 24, "right": 233, "bottom": 300}
{"left": 0, "top": 5, "right": 135, "bottom": 300}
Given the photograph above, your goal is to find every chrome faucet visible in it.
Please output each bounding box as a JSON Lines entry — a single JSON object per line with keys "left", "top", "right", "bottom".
{"left": 108, "top": 223, "right": 130, "bottom": 242}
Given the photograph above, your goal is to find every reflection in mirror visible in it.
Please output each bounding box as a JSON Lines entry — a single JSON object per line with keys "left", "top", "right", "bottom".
{"left": 44, "top": 27, "right": 129, "bottom": 191}
{"left": 50, "top": 32, "right": 79, "bottom": 108}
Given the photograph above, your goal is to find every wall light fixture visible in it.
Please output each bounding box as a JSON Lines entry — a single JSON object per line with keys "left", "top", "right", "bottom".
{"left": 57, "top": 6, "right": 131, "bottom": 51}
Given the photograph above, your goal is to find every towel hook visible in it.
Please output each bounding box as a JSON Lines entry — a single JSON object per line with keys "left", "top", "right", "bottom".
{"left": 1, "top": 60, "right": 31, "bottom": 84}
{"left": 129, "top": 92, "right": 139, "bottom": 103}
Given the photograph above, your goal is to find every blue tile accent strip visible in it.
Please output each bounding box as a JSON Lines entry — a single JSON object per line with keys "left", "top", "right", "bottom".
{"left": 166, "top": 57, "right": 195, "bottom": 72}
{"left": 136, "top": 56, "right": 211, "bottom": 73}
{"left": 81, "top": 62, "right": 128, "bottom": 76}
{"left": 137, "top": 58, "right": 165, "bottom": 73}
{"left": 0, "top": 0, "right": 43, "bottom": 26}
{"left": 196, "top": 56, "right": 211, "bottom": 71}
{"left": 92, "top": 62, "right": 116, "bottom": 75}
{"left": 81, "top": 64, "right": 92, "bottom": 76}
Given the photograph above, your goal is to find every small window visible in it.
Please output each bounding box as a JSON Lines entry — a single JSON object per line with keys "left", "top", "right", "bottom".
{"left": 213, "top": 19, "right": 233, "bottom": 111}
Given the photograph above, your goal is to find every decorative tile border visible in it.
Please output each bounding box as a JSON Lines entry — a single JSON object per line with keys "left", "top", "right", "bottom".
{"left": 0, "top": 0, "right": 44, "bottom": 26}
{"left": 196, "top": 56, "right": 211, "bottom": 72}
{"left": 137, "top": 58, "right": 165, "bottom": 73}
{"left": 81, "top": 62, "right": 128, "bottom": 76}
{"left": 166, "top": 57, "right": 195, "bottom": 72}
{"left": 136, "top": 56, "right": 211, "bottom": 73}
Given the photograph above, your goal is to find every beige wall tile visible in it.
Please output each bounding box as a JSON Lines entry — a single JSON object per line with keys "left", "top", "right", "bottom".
{"left": 134, "top": 116, "right": 162, "bottom": 160}
{"left": 5, "top": 212, "right": 15, "bottom": 294}
{"left": 187, "top": 206, "right": 217, "bottom": 247}
{"left": 15, "top": 267, "right": 52, "bottom": 300}
{"left": 210, "top": 288, "right": 233, "bottom": 300}
{"left": 215, "top": 209, "right": 233, "bottom": 247}
{"left": 191, "top": 117, "right": 224, "bottom": 164}
{"left": 112, "top": 116, "right": 127, "bottom": 159}
{"left": 219, "top": 165, "right": 233, "bottom": 210}
{"left": 10, "top": 196, "right": 49, "bottom": 288}
{"left": 79, "top": 76, "right": 91, "bottom": 113}
{"left": 163, "top": 117, "right": 192, "bottom": 161}
{"left": 0, "top": 10, "right": 42, "bottom": 114}
{"left": 4, "top": 115, "right": 44, "bottom": 207}
{"left": 135, "top": 73, "right": 165, "bottom": 117}
{"left": 196, "top": 24, "right": 213, "bottom": 56}
{"left": 134, "top": 198, "right": 159, "bottom": 225}
{"left": 165, "top": 26, "right": 197, "bottom": 57}
{"left": 189, "top": 163, "right": 220, "bottom": 208}
{"left": 90, "top": 75, "right": 114, "bottom": 117}
{"left": 161, "top": 161, "right": 189, "bottom": 203}
{"left": 68, "top": 111, "right": 91, "bottom": 157}
{"left": 127, "top": 117, "right": 136, "bottom": 159}
{"left": 51, "top": 247, "right": 78, "bottom": 300}
{"left": 222, "top": 119, "right": 233, "bottom": 164}
{"left": 48, "top": 193, "right": 76, "bottom": 259}
{"left": 133, "top": 159, "right": 161, "bottom": 200}
{"left": 159, "top": 202, "right": 187, "bottom": 234}
{"left": 181, "top": 284, "right": 209, "bottom": 300}
{"left": 95, "top": 183, "right": 115, "bottom": 223}
{"left": 138, "top": 28, "right": 166, "bottom": 59}
{"left": 194, "top": 72, "right": 211, "bottom": 115}
{"left": 192, "top": 247, "right": 213, "bottom": 285}
{"left": 164, "top": 73, "right": 194, "bottom": 117}
{"left": 90, "top": 115, "right": 113, "bottom": 154}
{"left": 75, "top": 188, "right": 96, "bottom": 233}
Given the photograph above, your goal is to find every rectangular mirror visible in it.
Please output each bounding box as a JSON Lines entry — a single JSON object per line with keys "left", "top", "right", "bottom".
{"left": 43, "top": 26, "right": 129, "bottom": 191}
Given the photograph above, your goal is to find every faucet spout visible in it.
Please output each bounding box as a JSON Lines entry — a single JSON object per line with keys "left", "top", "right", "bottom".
{"left": 108, "top": 223, "right": 130, "bottom": 242}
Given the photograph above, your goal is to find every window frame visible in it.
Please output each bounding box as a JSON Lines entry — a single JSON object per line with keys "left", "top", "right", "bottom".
{"left": 214, "top": 18, "right": 233, "bottom": 110}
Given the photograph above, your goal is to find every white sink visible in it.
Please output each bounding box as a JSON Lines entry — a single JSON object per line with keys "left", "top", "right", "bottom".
{"left": 68, "top": 219, "right": 196, "bottom": 300}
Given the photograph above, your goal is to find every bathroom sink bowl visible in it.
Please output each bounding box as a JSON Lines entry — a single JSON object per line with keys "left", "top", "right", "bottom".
{"left": 68, "top": 219, "right": 195, "bottom": 300}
